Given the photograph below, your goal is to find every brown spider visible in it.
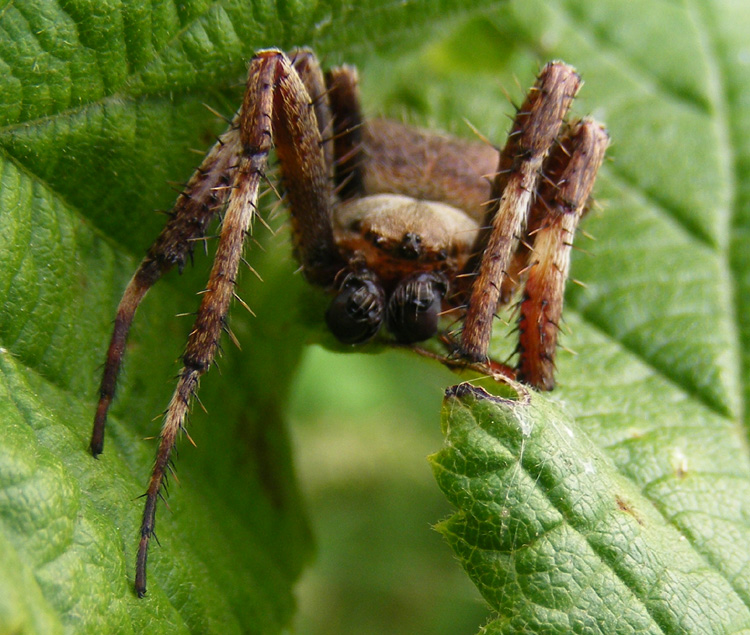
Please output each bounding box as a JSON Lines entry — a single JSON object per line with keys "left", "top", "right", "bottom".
{"left": 89, "top": 49, "right": 608, "bottom": 596}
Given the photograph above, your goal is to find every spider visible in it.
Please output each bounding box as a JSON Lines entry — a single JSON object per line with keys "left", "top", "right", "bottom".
{"left": 89, "top": 48, "right": 608, "bottom": 596}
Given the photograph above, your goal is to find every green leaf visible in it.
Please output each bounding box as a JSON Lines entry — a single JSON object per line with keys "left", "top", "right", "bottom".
{"left": 413, "top": 0, "right": 750, "bottom": 632}
{"left": 432, "top": 384, "right": 750, "bottom": 633}
{"left": 0, "top": 1, "right": 497, "bottom": 632}
{"left": 4, "top": 0, "right": 750, "bottom": 632}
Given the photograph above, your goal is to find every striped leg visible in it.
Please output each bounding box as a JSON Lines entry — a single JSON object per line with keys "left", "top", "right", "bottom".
{"left": 460, "top": 62, "right": 581, "bottom": 366}
{"left": 516, "top": 119, "right": 609, "bottom": 388}
{"left": 90, "top": 116, "right": 242, "bottom": 455}
{"left": 135, "top": 49, "right": 341, "bottom": 596}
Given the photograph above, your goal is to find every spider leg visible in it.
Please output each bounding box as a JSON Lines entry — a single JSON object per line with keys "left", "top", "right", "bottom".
{"left": 460, "top": 62, "right": 581, "bottom": 367}
{"left": 516, "top": 119, "right": 608, "bottom": 389}
{"left": 90, "top": 114, "right": 242, "bottom": 456}
{"left": 496, "top": 226, "right": 536, "bottom": 306}
{"left": 135, "top": 48, "right": 340, "bottom": 596}
{"left": 326, "top": 64, "right": 365, "bottom": 200}
{"left": 290, "top": 48, "right": 335, "bottom": 171}
{"left": 269, "top": 58, "right": 343, "bottom": 285}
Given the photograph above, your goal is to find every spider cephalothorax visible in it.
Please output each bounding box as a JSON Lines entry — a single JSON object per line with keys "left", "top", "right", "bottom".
{"left": 90, "top": 49, "right": 608, "bottom": 595}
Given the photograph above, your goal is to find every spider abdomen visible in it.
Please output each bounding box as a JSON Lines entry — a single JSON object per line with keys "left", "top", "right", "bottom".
{"left": 362, "top": 119, "right": 497, "bottom": 222}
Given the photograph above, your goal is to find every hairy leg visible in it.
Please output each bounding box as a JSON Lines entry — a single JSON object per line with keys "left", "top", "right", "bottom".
{"left": 460, "top": 62, "right": 581, "bottom": 367}
{"left": 326, "top": 64, "right": 365, "bottom": 200}
{"left": 135, "top": 48, "right": 340, "bottom": 596}
{"left": 516, "top": 119, "right": 609, "bottom": 388}
{"left": 291, "top": 48, "right": 335, "bottom": 171}
{"left": 90, "top": 116, "right": 242, "bottom": 455}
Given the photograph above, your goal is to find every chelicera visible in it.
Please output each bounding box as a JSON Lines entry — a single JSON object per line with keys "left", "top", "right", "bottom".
{"left": 89, "top": 49, "right": 608, "bottom": 596}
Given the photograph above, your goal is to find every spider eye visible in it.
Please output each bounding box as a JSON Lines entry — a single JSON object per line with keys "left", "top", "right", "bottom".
{"left": 387, "top": 272, "right": 448, "bottom": 343}
{"left": 326, "top": 272, "right": 385, "bottom": 344}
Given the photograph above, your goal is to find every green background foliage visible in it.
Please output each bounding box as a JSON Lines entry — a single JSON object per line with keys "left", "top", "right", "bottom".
{"left": 1, "top": 0, "right": 750, "bottom": 633}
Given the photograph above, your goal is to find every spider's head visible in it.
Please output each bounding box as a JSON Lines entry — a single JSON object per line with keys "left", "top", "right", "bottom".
{"left": 325, "top": 193, "right": 478, "bottom": 346}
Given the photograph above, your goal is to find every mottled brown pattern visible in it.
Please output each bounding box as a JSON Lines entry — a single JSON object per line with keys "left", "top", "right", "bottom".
{"left": 362, "top": 118, "right": 498, "bottom": 221}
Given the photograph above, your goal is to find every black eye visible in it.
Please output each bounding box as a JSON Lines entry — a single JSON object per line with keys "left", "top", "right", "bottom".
{"left": 326, "top": 272, "right": 385, "bottom": 344}
{"left": 387, "top": 272, "right": 447, "bottom": 343}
